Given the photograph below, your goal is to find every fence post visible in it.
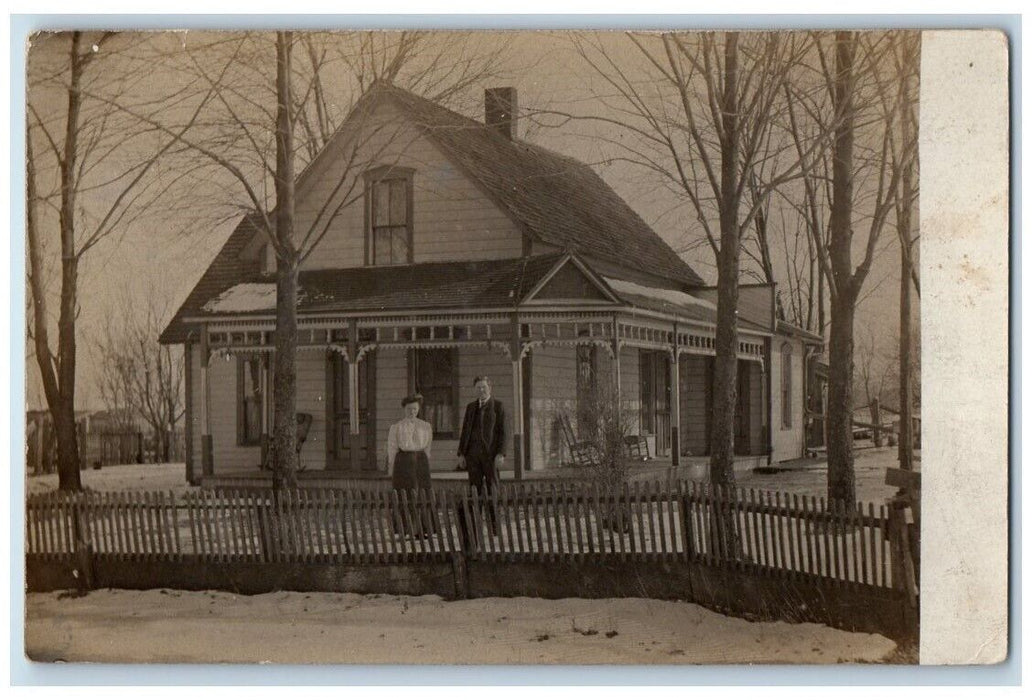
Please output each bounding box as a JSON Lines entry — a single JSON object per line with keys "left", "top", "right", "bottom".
{"left": 71, "top": 494, "right": 94, "bottom": 592}
{"left": 448, "top": 491, "right": 470, "bottom": 600}
{"left": 887, "top": 495, "right": 919, "bottom": 630}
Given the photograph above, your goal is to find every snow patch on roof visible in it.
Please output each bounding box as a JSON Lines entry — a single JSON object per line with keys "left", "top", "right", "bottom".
{"left": 604, "top": 277, "right": 717, "bottom": 311}
{"left": 202, "top": 283, "right": 277, "bottom": 313}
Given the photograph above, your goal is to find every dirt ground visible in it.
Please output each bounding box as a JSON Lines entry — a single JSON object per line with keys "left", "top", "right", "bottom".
{"left": 24, "top": 588, "right": 898, "bottom": 665}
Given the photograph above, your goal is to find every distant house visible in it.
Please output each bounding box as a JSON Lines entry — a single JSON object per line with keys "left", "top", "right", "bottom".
{"left": 160, "top": 83, "right": 821, "bottom": 484}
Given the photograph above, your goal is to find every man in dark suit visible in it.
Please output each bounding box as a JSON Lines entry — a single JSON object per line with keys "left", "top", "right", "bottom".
{"left": 457, "top": 375, "right": 506, "bottom": 534}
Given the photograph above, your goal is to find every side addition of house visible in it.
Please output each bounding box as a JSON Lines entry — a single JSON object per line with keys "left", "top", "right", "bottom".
{"left": 160, "top": 83, "right": 822, "bottom": 485}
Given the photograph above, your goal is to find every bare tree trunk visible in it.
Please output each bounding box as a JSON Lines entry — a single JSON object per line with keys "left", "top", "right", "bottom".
{"left": 826, "top": 31, "right": 858, "bottom": 506}
{"left": 27, "top": 121, "right": 75, "bottom": 488}
{"left": 271, "top": 31, "right": 299, "bottom": 491}
{"left": 35, "top": 31, "right": 90, "bottom": 491}
{"left": 709, "top": 32, "right": 741, "bottom": 489}
{"left": 897, "top": 35, "right": 919, "bottom": 471}
{"left": 827, "top": 293, "right": 856, "bottom": 504}
{"left": 898, "top": 243, "right": 914, "bottom": 469}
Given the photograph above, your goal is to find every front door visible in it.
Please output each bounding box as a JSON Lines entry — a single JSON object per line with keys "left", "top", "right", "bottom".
{"left": 329, "top": 352, "right": 377, "bottom": 470}
{"left": 639, "top": 350, "right": 671, "bottom": 457}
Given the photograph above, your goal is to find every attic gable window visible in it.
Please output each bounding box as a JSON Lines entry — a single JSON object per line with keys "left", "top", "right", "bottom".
{"left": 365, "top": 165, "right": 414, "bottom": 266}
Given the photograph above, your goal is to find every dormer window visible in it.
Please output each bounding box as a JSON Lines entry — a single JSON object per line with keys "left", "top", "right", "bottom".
{"left": 365, "top": 165, "right": 414, "bottom": 266}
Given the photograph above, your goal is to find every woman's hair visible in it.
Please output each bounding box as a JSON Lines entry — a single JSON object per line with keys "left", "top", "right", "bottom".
{"left": 401, "top": 393, "right": 423, "bottom": 407}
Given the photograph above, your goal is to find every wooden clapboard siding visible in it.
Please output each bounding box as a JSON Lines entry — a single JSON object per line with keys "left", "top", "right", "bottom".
{"left": 298, "top": 101, "right": 524, "bottom": 271}
{"left": 200, "top": 352, "right": 325, "bottom": 472}
{"left": 744, "top": 360, "right": 765, "bottom": 456}
{"left": 528, "top": 346, "right": 578, "bottom": 471}
{"left": 206, "top": 355, "right": 258, "bottom": 471}
{"left": 374, "top": 350, "right": 409, "bottom": 472}
{"left": 772, "top": 336, "right": 806, "bottom": 462}
{"left": 187, "top": 343, "right": 202, "bottom": 474}
{"left": 680, "top": 355, "right": 710, "bottom": 457}
{"left": 618, "top": 346, "right": 641, "bottom": 435}
{"left": 295, "top": 353, "right": 328, "bottom": 470}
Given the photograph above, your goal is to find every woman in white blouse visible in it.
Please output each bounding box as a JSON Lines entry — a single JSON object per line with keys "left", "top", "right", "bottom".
{"left": 387, "top": 393, "right": 434, "bottom": 493}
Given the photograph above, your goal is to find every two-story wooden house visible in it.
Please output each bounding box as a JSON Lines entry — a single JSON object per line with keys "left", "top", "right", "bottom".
{"left": 159, "top": 82, "right": 821, "bottom": 484}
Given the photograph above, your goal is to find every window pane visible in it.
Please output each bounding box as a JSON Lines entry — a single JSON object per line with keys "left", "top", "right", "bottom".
{"left": 391, "top": 227, "right": 409, "bottom": 263}
{"left": 415, "top": 349, "right": 455, "bottom": 435}
{"left": 373, "top": 181, "right": 390, "bottom": 226}
{"left": 389, "top": 179, "right": 407, "bottom": 225}
{"left": 374, "top": 228, "right": 392, "bottom": 264}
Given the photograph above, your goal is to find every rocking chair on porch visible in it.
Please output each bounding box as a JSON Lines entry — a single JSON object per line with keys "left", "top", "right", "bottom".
{"left": 260, "top": 412, "right": 313, "bottom": 472}
{"left": 558, "top": 414, "right": 603, "bottom": 469}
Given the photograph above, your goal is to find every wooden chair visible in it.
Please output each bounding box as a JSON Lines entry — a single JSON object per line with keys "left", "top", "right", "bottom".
{"left": 558, "top": 414, "right": 602, "bottom": 468}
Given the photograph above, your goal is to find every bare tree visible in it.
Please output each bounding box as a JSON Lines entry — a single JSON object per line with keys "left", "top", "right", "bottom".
{"left": 91, "top": 284, "right": 185, "bottom": 463}
{"left": 27, "top": 31, "right": 208, "bottom": 490}
{"left": 568, "top": 31, "right": 832, "bottom": 489}
{"left": 806, "top": 31, "right": 918, "bottom": 504}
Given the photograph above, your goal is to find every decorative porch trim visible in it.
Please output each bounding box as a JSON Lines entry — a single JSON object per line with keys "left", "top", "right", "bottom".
{"left": 518, "top": 336, "right": 615, "bottom": 361}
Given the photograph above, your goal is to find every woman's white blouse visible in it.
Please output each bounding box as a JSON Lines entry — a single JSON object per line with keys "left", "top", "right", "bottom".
{"left": 387, "top": 418, "right": 433, "bottom": 474}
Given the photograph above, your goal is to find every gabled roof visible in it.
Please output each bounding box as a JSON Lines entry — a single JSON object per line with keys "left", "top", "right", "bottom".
{"left": 162, "top": 82, "right": 706, "bottom": 344}
{"left": 361, "top": 83, "right": 704, "bottom": 287}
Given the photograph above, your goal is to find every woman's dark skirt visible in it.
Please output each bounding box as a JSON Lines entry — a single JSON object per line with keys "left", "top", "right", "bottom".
{"left": 391, "top": 451, "right": 436, "bottom": 536}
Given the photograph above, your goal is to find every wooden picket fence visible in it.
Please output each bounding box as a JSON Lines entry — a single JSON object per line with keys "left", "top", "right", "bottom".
{"left": 25, "top": 481, "right": 914, "bottom": 593}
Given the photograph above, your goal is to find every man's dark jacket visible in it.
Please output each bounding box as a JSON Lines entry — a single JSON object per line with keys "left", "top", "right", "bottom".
{"left": 457, "top": 398, "right": 507, "bottom": 460}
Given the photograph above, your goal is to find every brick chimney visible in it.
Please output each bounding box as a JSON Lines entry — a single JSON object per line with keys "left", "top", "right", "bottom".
{"left": 484, "top": 87, "right": 518, "bottom": 140}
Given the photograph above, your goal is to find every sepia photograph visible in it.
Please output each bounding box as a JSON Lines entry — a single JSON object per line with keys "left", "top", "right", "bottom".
{"left": 17, "top": 24, "right": 1009, "bottom": 670}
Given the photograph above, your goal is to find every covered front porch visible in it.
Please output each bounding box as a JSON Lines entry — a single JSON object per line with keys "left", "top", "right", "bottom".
{"left": 185, "top": 253, "right": 772, "bottom": 484}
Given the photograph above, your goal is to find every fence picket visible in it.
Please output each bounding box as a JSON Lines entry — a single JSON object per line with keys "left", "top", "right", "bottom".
{"left": 633, "top": 482, "right": 645, "bottom": 558}
{"left": 664, "top": 479, "right": 677, "bottom": 561}
{"left": 124, "top": 493, "right": 137, "bottom": 557}
{"left": 861, "top": 502, "right": 873, "bottom": 586}
{"left": 773, "top": 491, "right": 787, "bottom": 572}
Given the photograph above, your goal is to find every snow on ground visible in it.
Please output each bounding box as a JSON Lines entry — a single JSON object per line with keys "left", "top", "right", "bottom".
{"left": 25, "top": 463, "right": 191, "bottom": 496}
{"left": 736, "top": 445, "right": 908, "bottom": 504}
{"left": 25, "top": 446, "right": 906, "bottom": 504}
{"left": 25, "top": 588, "right": 896, "bottom": 664}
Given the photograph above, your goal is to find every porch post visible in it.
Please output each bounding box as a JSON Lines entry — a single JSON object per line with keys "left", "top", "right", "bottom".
{"left": 199, "top": 324, "right": 213, "bottom": 477}
{"left": 348, "top": 318, "right": 361, "bottom": 472}
{"left": 510, "top": 314, "right": 524, "bottom": 481}
{"left": 260, "top": 351, "right": 270, "bottom": 466}
{"left": 671, "top": 323, "right": 680, "bottom": 468}
{"left": 764, "top": 339, "right": 773, "bottom": 465}
{"left": 611, "top": 315, "right": 621, "bottom": 398}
